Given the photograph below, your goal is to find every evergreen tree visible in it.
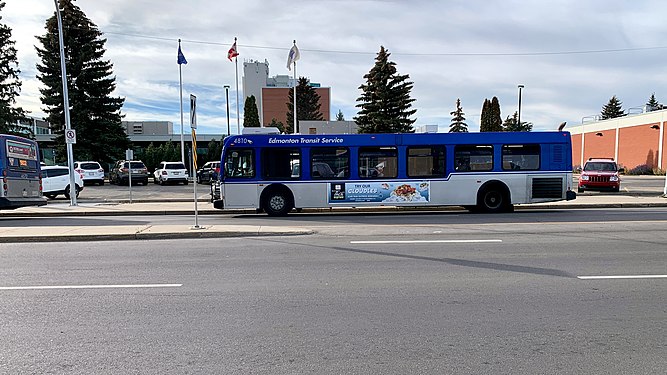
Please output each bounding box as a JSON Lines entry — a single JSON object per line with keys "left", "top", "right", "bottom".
{"left": 503, "top": 111, "right": 533, "bottom": 132}
{"left": 286, "top": 77, "right": 324, "bottom": 133}
{"left": 36, "top": 0, "right": 129, "bottom": 164}
{"left": 354, "top": 46, "right": 416, "bottom": 133}
{"left": 480, "top": 98, "right": 491, "bottom": 132}
{"left": 600, "top": 95, "right": 624, "bottom": 120}
{"left": 268, "top": 117, "right": 287, "bottom": 134}
{"left": 0, "top": 1, "right": 27, "bottom": 136}
{"left": 646, "top": 93, "right": 661, "bottom": 111}
{"left": 488, "top": 96, "right": 503, "bottom": 131}
{"left": 335, "top": 109, "right": 345, "bottom": 121}
{"left": 449, "top": 98, "right": 468, "bottom": 133}
{"left": 206, "top": 138, "right": 222, "bottom": 163}
{"left": 243, "top": 95, "right": 260, "bottom": 127}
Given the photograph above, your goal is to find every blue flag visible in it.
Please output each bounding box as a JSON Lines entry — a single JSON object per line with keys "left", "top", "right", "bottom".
{"left": 178, "top": 45, "right": 187, "bottom": 65}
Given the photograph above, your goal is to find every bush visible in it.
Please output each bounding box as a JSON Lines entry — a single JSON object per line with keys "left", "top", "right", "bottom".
{"left": 626, "top": 164, "right": 656, "bottom": 175}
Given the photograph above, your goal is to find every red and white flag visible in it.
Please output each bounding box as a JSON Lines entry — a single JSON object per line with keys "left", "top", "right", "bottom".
{"left": 227, "top": 41, "right": 239, "bottom": 61}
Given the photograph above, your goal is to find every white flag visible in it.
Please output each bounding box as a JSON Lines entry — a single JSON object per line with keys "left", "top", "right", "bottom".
{"left": 286, "top": 44, "right": 300, "bottom": 70}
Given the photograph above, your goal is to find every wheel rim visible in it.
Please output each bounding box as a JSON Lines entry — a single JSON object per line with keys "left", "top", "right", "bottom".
{"left": 484, "top": 191, "right": 503, "bottom": 210}
{"left": 268, "top": 195, "right": 286, "bottom": 212}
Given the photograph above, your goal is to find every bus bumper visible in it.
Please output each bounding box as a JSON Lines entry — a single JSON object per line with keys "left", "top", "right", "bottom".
{"left": 566, "top": 190, "right": 577, "bottom": 201}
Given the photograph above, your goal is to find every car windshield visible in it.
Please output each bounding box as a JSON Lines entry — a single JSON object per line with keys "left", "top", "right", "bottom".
{"left": 584, "top": 162, "right": 616, "bottom": 172}
{"left": 80, "top": 162, "right": 100, "bottom": 169}
{"left": 166, "top": 163, "right": 186, "bottom": 169}
{"left": 125, "top": 162, "right": 146, "bottom": 169}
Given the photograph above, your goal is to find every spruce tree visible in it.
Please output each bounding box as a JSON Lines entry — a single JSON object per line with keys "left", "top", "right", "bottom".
{"left": 243, "top": 95, "right": 260, "bottom": 127}
{"left": 503, "top": 111, "right": 533, "bottom": 132}
{"left": 354, "top": 46, "right": 416, "bottom": 133}
{"left": 449, "top": 98, "right": 467, "bottom": 133}
{"left": 335, "top": 109, "right": 345, "bottom": 121}
{"left": 488, "top": 96, "right": 503, "bottom": 131}
{"left": 36, "top": 0, "right": 128, "bottom": 164}
{"left": 268, "top": 117, "right": 286, "bottom": 134}
{"left": 286, "top": 77, "right": 324, "bottom": 133}
{"left": 646, "top": 93, "right": 661, "bottom": 111}
{"left": 480, "top": 99, "right": 491, "bottom": 132}
{"left": 600, "top": 95, "right": 624, "bottom": 120}
{"left": 0, "top": 1, "right": 27, "bottom": 136}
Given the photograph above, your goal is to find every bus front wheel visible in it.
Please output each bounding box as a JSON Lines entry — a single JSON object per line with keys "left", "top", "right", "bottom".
{"left": 263, "top": 190, "right": 292, "bottom": 217}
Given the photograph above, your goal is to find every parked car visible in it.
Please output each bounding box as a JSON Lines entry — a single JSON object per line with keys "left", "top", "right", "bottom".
{"left": 197, "top": 161, "right": 220, "bottom": 184}
{"left": 109, "top": 160, "right": 150, "bottom": 185}
{"left": 578, "top": 158, "right": 622, "bottom": 192}
{"left": 41, "top": 165, "right": 84, "bottom": 199}
{"left": 74, "top": 161, "right": 105, "bottom": 185}
{"left": 153, "top": 161, "right": 189, "bottom": 185}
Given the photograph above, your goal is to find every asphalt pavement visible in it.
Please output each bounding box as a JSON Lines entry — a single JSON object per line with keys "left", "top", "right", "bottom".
{"left": 1, "top": 176, "right": 666, "bottom": 243}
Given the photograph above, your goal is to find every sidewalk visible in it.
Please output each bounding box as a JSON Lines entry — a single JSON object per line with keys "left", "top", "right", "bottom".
{"left": 1, "top": 193, "right": 666, "bottom": 243}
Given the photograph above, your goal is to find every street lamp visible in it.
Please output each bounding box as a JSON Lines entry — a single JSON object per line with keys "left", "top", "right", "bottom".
{"left": 224, "top": 85, "right": 231, "bottom": 136}
{"left": 517, "top": 84, "right": 524, "bottom": 128}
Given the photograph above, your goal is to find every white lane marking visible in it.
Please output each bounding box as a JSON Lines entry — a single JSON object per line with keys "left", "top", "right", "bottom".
{"left": 0, "top": 284, "right": 183, "bottom": 290}
{"left": 577, "top": 275, "right": 667, "bottom": 280}
{"left": 350, "top": 240, "right": 502, "bottom": 244}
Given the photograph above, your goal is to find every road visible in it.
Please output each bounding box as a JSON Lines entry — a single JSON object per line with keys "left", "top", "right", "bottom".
{"left": 1, "top": 209, "right": 665, "bottom": 374}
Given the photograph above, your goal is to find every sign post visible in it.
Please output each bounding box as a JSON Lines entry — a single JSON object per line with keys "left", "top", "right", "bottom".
{"left": 126, "top": 149, "right": 133, "bottom": 203}
{"left": 190, "top": 94, "right": 201, "bottom": 229}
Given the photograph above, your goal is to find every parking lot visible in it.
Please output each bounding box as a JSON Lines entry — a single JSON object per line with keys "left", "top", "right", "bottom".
{"left": 49, "top": 177, "right": 212, "bottom": 202}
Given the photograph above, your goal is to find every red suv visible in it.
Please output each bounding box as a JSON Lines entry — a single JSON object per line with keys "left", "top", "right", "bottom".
{"left": 578, "top": 158, "right": 621, "bottom": 192}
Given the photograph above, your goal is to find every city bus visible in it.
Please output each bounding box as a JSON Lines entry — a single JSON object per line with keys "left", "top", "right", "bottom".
{"left": 0, "top": 134, "right": 47, "bottom": 210}
{"left": 211, "top": 129, "right": 575, "bottom": 216}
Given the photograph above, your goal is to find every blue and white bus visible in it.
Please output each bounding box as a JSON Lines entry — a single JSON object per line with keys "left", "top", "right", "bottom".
{"left": 0, "top": 134, "right": 46, "bottom": 210}
{"left": 211, "top": 129, "right": 575, "bottom": 216}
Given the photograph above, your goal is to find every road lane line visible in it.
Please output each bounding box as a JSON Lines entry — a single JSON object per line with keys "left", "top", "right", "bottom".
{"left": 350, "top": 240, "right": 502, "bottom": 244}
{"left": 577, "top": 275, "right": 667, "bottom": 280}
{"left": 0, "top": 283, "right": 183, "bottom": 290}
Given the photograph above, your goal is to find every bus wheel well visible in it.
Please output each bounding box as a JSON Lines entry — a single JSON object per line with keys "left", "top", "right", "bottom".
{"left": 476, "top": 180, "right": 512, "bottom": 213}
{"left": 260, "top": 184, "right": 294, "bottom": 216}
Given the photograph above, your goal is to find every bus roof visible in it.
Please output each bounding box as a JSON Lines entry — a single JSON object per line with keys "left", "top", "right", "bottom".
{"left": 223, "top": 131, "right": 572, "bottom": 148}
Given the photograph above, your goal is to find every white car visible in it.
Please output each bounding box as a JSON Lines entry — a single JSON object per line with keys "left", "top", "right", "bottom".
{"left": 74, "top": 161, "right": 105, "bottom": 185}
{"left": 153, "top": 161, "right": 189, "bottom": 185}
{"left": 41, "top": 166, "right": 84, "bottom": 199}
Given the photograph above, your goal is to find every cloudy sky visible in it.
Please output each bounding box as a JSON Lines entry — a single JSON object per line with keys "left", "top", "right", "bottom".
{"left": 4, "top": 0, "right": 667, "bottom": 135}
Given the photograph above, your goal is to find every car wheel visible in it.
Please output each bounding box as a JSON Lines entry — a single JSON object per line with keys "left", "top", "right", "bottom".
{"left": 45, "top": 194, "right": 57, "bottom": 199}
{"left": 577, "top": 187, "right": 584, "bottom": 193}
{"left": 64, "top": 185, "right": 81, "bottom": 200}
{"left": 611, "top": 186, "right": 620, "bottom": 192}
{"left": 263, "top": 190, "right": 292, "bottom": 217}
{"left": 184, "top": 180, "right": 189, "bottom": 185}
{"left": 159, "top": 178, "right": 165, "bottom": 186}
{"left": 197, "top": 175, "right": 202, "bottom": 184}
{"left": 99, "top": 180, "right": 104, "bottom": 186}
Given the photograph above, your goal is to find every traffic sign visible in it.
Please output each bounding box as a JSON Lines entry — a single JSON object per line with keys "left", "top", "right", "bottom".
{"left": 190, "top": 94, "right": 197, "bottom": 129}
{"left": 65, "top": 129, "right": 76, "bottom": 144}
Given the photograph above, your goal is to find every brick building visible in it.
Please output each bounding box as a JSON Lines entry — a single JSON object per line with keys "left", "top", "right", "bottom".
{"left": 568, "top": 110, "right": 666, "bottom": 170}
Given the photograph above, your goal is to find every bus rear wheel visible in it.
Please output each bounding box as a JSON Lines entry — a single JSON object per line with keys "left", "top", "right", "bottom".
{"left": 263, "top": 190, "right": 292, "bottom": 217}
{"left": 477, "top": 184, "right": 511, "bottom": 213}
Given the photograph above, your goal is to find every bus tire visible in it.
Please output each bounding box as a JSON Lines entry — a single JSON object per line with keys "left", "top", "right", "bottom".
{"left": 262, "top": 187, "right": 293, "bottom": 217}
{"left": 476, "top": 182, "right": 512, "bottom": 213}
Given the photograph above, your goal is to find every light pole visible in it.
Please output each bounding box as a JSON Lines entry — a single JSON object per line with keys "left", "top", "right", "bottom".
{"left": 517, "top": 84, "right": 524, "bottom": 128}
{"left": 224, "top": 85, "right": 231, "bottom": 136}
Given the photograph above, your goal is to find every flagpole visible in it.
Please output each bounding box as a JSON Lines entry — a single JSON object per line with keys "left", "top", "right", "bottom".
{"left": 293, "top": 40, "right": 297, "bottom": 134}
{"left": 234, "top": 37, "right": 241, "bottom": 133}
{"left": 178, "top": 39, "right": 185, "bottom": 165}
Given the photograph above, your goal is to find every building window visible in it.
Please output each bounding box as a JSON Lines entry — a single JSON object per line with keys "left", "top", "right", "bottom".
{"left": 309, "top": 128, "right": 317, "bottom": 134}
{"left": 132, "top": 124, "right": 143, "bottom": 134}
